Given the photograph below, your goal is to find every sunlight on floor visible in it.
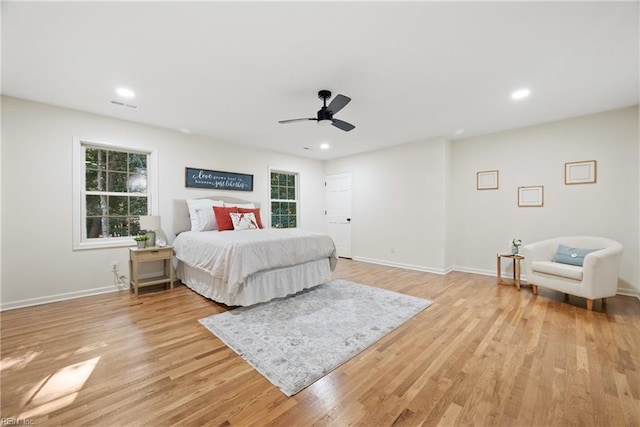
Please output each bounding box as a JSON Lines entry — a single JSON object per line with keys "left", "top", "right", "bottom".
{"left": 54, "top": 342, "right": 108, "bottom": 360}
{"left": 0, "top": 351, "right": 41, "bottom": 372}
{"left": 18, "top": 356, "right": 100, "bottom": 419}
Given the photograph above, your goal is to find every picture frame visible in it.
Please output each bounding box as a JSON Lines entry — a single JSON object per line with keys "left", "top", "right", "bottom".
{"left": 476, "top": 170, "right": 499, "bottom": 190}
{"left": 565, "top": 160, "right": 597, "bottom": 185}
{"left": 185, "top": 167, "right": 253, "bottom": 191}
{"left": 518, "top": 185, "right": 544, "bottom": 207}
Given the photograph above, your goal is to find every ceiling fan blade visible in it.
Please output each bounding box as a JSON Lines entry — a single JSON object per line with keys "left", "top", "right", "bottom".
{"left": 278, "top": 118, "right": 317, "bottom": 124}
{"left": 332, "top": 119, "right": 355, "bottom": 132}
{"left": 327, "top": 94, "right": 351, "bottom": 114}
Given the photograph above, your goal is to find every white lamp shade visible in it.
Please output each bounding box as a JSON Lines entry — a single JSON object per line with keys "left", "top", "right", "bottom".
{"left": 139, "top": 215, "right": 161, "bottom": 231}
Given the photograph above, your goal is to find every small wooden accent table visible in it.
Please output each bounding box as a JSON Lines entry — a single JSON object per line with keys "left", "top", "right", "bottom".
{"left": 496, "top": 253, "right": 524, "bottom": 291}
{"left": 129, "top": 246, "right": 174, "bottom": 296}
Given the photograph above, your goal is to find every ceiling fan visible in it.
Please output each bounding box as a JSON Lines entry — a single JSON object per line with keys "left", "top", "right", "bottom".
{"left": 279, "top": 90, "right": 355, "bottom": 132}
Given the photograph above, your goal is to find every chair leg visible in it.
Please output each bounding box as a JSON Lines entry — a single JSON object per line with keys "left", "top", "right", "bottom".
{"left": 532, "top": 285, "right": 538, "bottom": 295}
{"left": 602, "top": 298, "right": 607, "bottom": 305}
{"left": 586, "top": 299, "right": 593, "bottom": 311}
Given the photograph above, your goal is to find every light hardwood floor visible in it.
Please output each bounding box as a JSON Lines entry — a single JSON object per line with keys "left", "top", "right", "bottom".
{"left": 2, "top": 259, "right": 639, "bottom": 426}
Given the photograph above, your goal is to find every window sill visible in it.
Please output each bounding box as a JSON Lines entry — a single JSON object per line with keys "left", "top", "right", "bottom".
{"left": 73, "top": 238, "right": 137, "bottom": 251}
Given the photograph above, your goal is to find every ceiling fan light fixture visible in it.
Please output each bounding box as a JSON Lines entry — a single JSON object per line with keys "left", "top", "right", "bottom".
{"left": 318, "top": 119, "right": 332, "bottom": 126}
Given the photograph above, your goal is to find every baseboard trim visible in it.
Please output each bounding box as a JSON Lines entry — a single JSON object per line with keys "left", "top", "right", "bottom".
{"left": 451, "top": 265, "right": 495, "bottom": 277}
{"left": 616, "top": 286, "right": 640, "bottom": 300}
{"left": 1, "top": 286, "right": 120, "bottom": 311}
{"left": 452, "top": 265, "right": 532, "bottom": 283}
{"left": 452, "top": 265, "right": 638, "bottom": 301}
{"left": 3, "top": 262, "right": 638, "bottom": 310}
{"left": 352, "top": 256, "right": 451, "bottom": 275}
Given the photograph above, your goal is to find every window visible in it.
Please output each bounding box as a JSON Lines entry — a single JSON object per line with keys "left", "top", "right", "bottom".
{"left": 270, "top": 170, "right": 298, "bottom": 228}
{"left": 73, "top": 138, "right": 158, "bottom": 249}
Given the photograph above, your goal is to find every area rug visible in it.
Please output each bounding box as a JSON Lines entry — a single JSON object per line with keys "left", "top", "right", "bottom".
{"left": 199, "top": 279, "right": 433, "bottom": 396}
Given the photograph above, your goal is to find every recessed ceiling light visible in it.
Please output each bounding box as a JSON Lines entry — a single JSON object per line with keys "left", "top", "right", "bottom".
{"left": 511, "top": 88, "right": 531, "bottom": 100}
{"left": 320, "top": 143, "right": 330, "bottom": 150}
{"left": 116, "top": 87, "right": 135, "bottom": 98}
{"left": 454, "top": 128, "right": 465, "bottom": 136}
{"left": 179, "top": 128, "right": 191, "bottom": 134}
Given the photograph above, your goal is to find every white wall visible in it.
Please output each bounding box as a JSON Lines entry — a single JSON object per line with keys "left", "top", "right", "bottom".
{"left": 2, "top": 97, "right": 638, "bottom": 309}
{"left": 0, "top": 96, "right": 326, "bottom": 308}
{"left": 324, "top": 137, "right": 452, "bottom": 273}
{"left": 451, "top": 106, "right": 639, "bottom": 295}
{"left": 324, "top": 106, "right": 639, "bottom": 297}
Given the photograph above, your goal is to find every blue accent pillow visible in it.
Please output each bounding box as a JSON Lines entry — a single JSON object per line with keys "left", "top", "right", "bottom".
{"left": 553, "top": 244, "right": 600, "bottom": 266}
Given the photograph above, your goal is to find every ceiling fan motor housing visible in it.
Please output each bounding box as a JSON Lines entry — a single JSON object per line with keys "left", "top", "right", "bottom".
{"left": 317, "top": 107, "right": 333, "bottom": 121}
{"left": 317, "top": 90, "right": 334, "bottom": 123}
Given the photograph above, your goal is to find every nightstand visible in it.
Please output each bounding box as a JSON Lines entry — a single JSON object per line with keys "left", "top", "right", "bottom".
{"left": 496, "top": 253, "right": 524, "bottom": 291}
{"left": 129, "top": 246, "right": 174, "bottom": 296}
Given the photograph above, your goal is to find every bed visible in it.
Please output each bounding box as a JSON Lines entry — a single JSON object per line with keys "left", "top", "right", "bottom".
{"left": 172, "top": 196, "right": 337, "bottom": 306}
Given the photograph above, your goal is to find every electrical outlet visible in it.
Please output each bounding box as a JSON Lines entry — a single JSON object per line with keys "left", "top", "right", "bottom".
{"left": 111, "top": 261, "right": 118, "bottom": 272}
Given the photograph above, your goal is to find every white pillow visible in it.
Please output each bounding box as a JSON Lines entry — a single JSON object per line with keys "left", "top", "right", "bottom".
{"left": 230, "top": 212, "right": 258, "bottom": 230}
{"left": 186, "top": 199, "right": 224, "bottom": 231}
{"left": 224, "top": 202, "right": 255, "bottom": 209}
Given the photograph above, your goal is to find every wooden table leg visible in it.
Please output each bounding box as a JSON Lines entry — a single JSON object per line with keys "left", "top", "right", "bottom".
{"left": 496, "top": 254, "right": 502, "bottom": 285}
{"left": 130, "top": 258, "right": 139, "bottom": 296}
{"left": 169, "top": 257, "right": 174, "bottom": 290}
{"left": 514, "top": 257, "right": 521, "bottom": 291}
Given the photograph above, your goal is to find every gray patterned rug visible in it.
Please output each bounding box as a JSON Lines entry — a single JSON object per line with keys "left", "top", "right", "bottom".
{"left": 199, "top": 279, "right": 433, "bottom": 396}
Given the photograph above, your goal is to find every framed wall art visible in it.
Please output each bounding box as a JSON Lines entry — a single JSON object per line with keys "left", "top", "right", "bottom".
{"left": 185, "top": 167, "right": 253, "bottom": 191}
{"left": 477, "top": 170, "right": 499, "bottom": 190}
{"left": 518, "top": 185, "right": 544, "bottom": 207}
{"left": 565, "top": 160, "right": 597, "bottom": 185}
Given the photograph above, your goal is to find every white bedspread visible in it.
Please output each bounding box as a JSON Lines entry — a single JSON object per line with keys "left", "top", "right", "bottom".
{"left": 173, "top": 229, "right": 337, "bottom": 298}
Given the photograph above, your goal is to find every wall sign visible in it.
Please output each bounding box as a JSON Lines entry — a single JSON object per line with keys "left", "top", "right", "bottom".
{"left": 185, "top": 167, "right": 253, "bottom": 191}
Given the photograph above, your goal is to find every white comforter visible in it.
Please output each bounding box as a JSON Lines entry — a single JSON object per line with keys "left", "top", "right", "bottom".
{"left": 173, "top": 228, "right": 337, "bottom": 292}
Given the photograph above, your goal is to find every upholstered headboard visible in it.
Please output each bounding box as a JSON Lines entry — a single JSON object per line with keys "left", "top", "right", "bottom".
{"left": 173, "top": 196, "right": 261, "bottom": 234}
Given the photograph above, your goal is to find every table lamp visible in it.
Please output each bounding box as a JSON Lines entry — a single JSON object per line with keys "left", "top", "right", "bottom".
{"left": 138, "top": 215, "right": 161, "bottom": 247}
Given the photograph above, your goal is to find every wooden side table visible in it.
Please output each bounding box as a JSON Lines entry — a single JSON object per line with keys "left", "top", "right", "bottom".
{"left": 129, "top": 246, "right": 174, "bottom": 296}
{"left": 496, "top": 253, "right": 524, "bottom": 291}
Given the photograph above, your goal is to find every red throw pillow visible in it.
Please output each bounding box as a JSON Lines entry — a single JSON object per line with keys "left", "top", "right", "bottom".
{"left": 213, "top": 206, "right": 239, "bottom": 231}
{"left": 238, "top": 207, "right": 264, "bottom": 229}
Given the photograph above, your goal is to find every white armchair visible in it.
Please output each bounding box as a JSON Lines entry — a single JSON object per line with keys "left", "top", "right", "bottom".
{"left": 521, "top": 236, "right": 623, "bottom": 310}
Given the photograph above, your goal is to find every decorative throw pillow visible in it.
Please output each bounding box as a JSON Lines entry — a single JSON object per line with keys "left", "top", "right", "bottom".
{"left": 187, "top": 199, "right": 224, "bottom": 231}
{"left": 237, "top": 207, "right": 264, "bottom": 229}
{"left": 553, "top": 244, "right": 600, "bottom": 267}
{"left": 213, "top": 206, "right": 239, "bottom": 231}
{"left": 230, "top": 212, "right": 258, "bottom": 230}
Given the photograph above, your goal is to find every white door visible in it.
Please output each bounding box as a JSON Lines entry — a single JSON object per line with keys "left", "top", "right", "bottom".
{"left": 325, "top": 172, "right": 352, "bottom": 258}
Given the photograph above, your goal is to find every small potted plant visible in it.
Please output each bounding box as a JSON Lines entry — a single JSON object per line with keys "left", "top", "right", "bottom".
{"left": 133, "top": 234, "right": 149, "bottom": 249}
{"left": 511, "top": 238, "right": 522, "bottom": 255}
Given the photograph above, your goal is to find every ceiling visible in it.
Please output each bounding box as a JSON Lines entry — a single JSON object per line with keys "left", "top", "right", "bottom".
{"left": 2, "top": 2, "right": 638, "bottom": 160}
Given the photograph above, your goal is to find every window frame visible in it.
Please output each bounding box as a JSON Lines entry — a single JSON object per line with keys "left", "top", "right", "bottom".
{"left": 268, "top": 168, "right": 299, "bottom": 229}
{"left": 72, "top": 137, "right": 158, "bottom": 250}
